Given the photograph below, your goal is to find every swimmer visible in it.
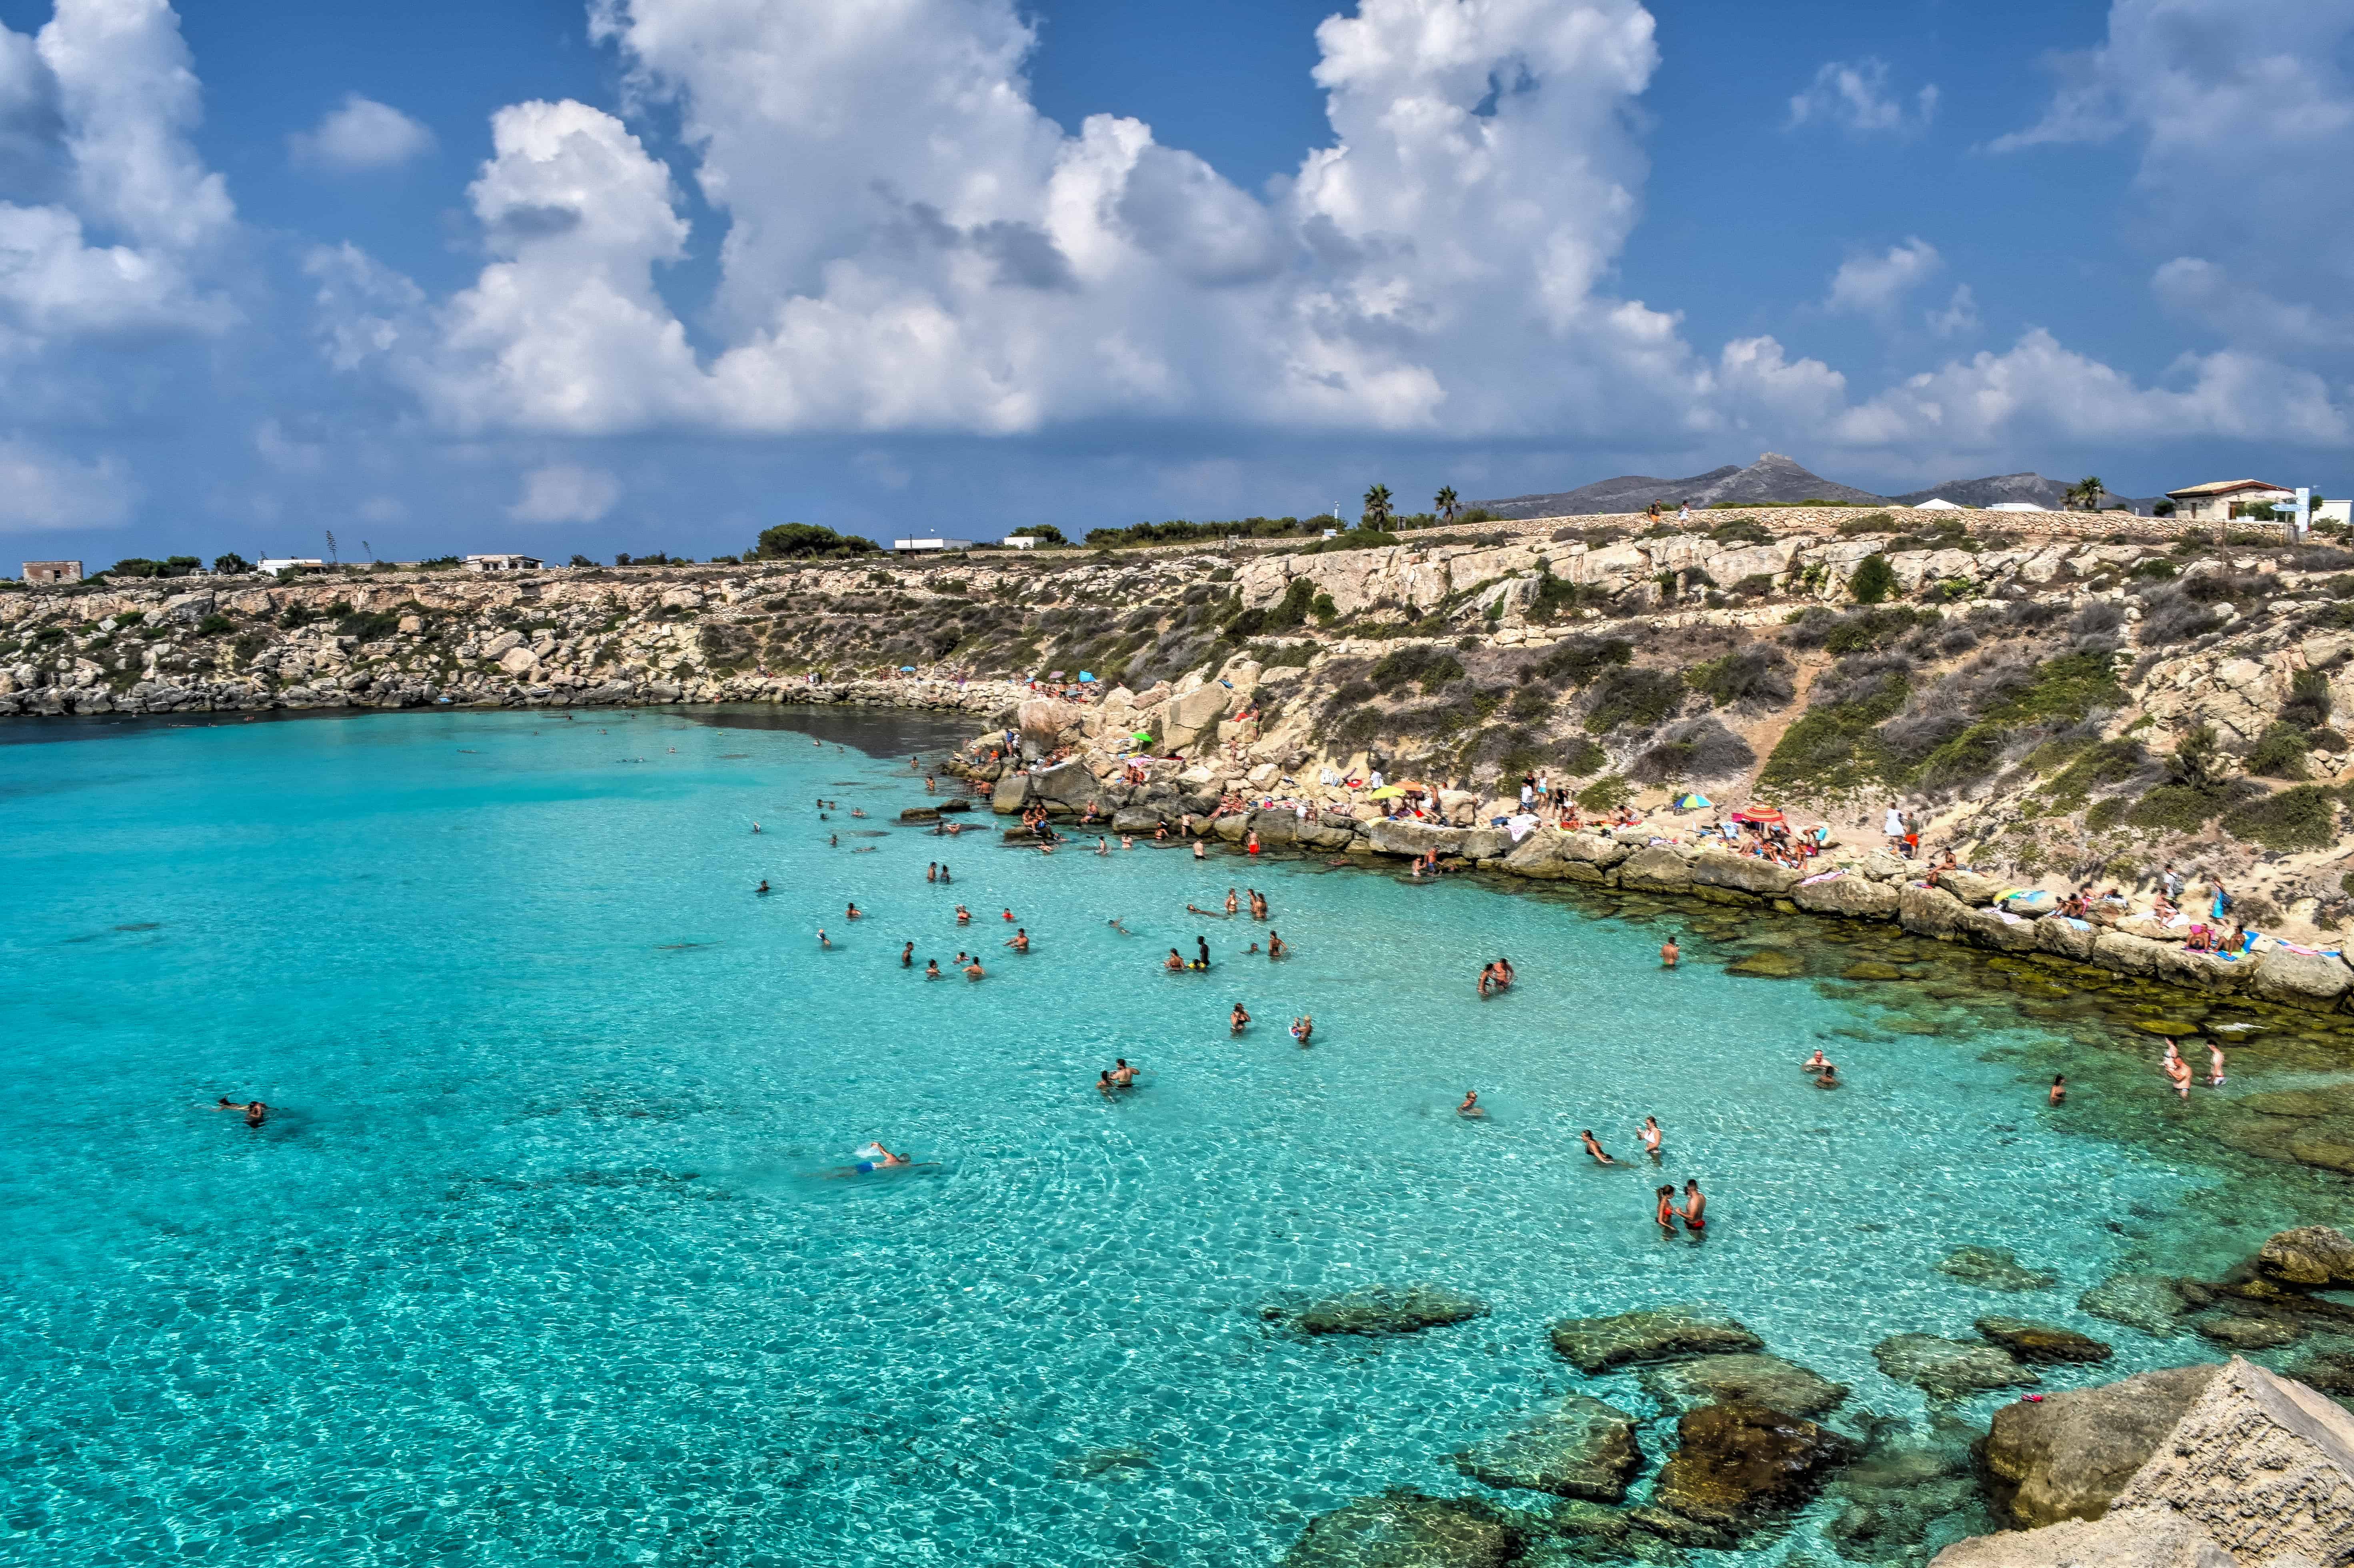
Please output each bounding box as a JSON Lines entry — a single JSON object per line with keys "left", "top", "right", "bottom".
{"left": 829, "top": 833, "right": 838, "bottom": 847}
{"left": 1802, "top": 1049, "right": 1830, "bottom": 1073}
{"left": 1640, "top": 1116, "right": 1662, "bottom": 1162}
{"left": 1007, "top": 928, "right": 1029, "bottom": 953}
{"left": 1679, "top": 1179, "right": 1707, "bottom": 1232}
{"left": 1661, "top": 935, "right": 1680, "bottom": 968}
{"left": 901, "top": 942, "right": 914, "bottom": 968}
{"left": 1267, "top": 931, "right": 1286, "bottom": 959}
{"left": 851, "top": 1143, "right": 908, "bottom": 1173}
{"left": 817, "top": 928, "right": 831, "bottom": 948}
{"left": 927, "top": 862, "right": 938, "bottom": 883}
{"left": 1166, "top": 949, "right": 1185, "bottom": 971}
{"left": 1121, "top": 835, "right": 1135, "bottom": 850}
{"left": 1458, "top": 1091, "right": 1485, "bottom": 1119}
{"left": 1111, "top": 1058, "right": 1137, "bottom": 1088}
{"left": 756, "top": 880, "right": 770, "bottom": 895}
{"left": 1478, "top": 961, "right": 1497, "bottom": 997}
{"left": 1226, "top": 888, "right": 1239, "bottom": 915}
{"left": 1003, "top": 908, "right": 1015, "bottom": 922}
{"left": 1231, "top": 1003, "right": 1251, "bottom": 1035}
{"left": 846, "top": 902, "right": 862, "bottom": 919}
{"left": 1108, "top": 918, "right": 1131, "bottom": 935}
{"left": 1581, "top": 1129, "right": 1615, "bottom": 1165}
{"left": 1193, "top": 840, "right": 1206, "bottom": 860}
{"left": 850, "top": 808, "right": 866, "bottom": 818}
{"left": 939, "top": 865, "right": 952, "bottom": 883}
{"left": 752, "top": 822, "right": 761, "bottom": 834}
{"left": 1096, "top": 837, "right": 1110, "bottom": 855}
{"left": 1246, "top": 942, "right": 1261, "bottom": 954}
{"left": 1291, "top": 1015, "right": 1314, "bottom": 1046}
{"left": 1098, "top": 1070, "right": 1115, "bottom": 1097}
{"left": 242, "top": 1101, "right": 267, "bottom": 1126}
{"left": 1657, "top": 1184, "right": 1680, "bottom": 1234}
{"left": 1815, "top": 1064, "right": 1841, "bottom": 1088}
{"left": 964, "top": 959, "right": 984, "bottom": 981}
{"left": 925, "top": 959, "right": 942, "bottom": 979}
{"left": 956, "top": 905, "right": 971, "bottom": 925}
{"left": 1196, "top": 935, "right": 1211, "bottom": 969}
{"left": 2049, "top": 1073, "right": 2067, "bottom": 1105}
{"left": 2208, "top": 1041, "right": 2226, "bottom": 1088}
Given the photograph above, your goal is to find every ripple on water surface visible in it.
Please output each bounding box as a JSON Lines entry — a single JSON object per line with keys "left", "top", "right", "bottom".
{"left": 0, "top": 704, "right": 2346, "bottom": 1567}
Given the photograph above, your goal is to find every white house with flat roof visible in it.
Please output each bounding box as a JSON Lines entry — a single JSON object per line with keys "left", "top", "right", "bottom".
{"left": 258, "top": 557, "right": 325, "bottom": 573}
{"left": 464, "top": 553, "right": 542, "bottom": 572}
{"left": 2164, "top": 478, "right": 2294, "bottom": 523}
{"left": 891, "top": 537, "right": 973, "bottom": 553}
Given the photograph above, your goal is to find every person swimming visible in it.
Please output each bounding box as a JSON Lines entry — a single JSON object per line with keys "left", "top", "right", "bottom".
{"left": 756, "top": 880, "right": 770, "bottom": 895}
{"left": 1121, "top": 835, "right": 1135, "bottom": 850}
{"left": 1166, "top": 949, "right": 1185, "bottom": 971}
{"left": 1108, "top": 918, "right": 1131, "bottom": 935}
{"left": 925, "top": 959, "right": 942, "bottom": 979}
{"left": 1581, "top": 1129, "right": 1615, "bottom": 1165}
{"left": 1007, "top": 928, "right": 1029, "bottom": 952}
{"left": 1111, "top": 1059, "right": 1136, "bottom": 1088}
{"left": 817, "top": 928, "right": 831, "bottom": 947}
{"left": 1802, "top": 1049, "right": 1830, "bottom": 1073}
{"left": 1815, "top": 1064, "right": 1841, "bottom": 1088}
{"left": 1640, "top": 1116, "right": 1662, "bottom": 1161}
{"left": 1458, "top": 1091, "right": 1484, "bottom": 1119}
{"left": 1097, "top": 1070, "right": 1116, "bottom": 1097}
{"left": 1656, "top": 1185, "right": 1680, "bottom": 1233}
{"left": 1291, "top": 1015, "right": 1313, "bottom": 1045}
{"left": 1679, "top": 1179, "right": 1707, "bottom": 1232}
{"left": 846, "top": 902, "right": 862, "bottom": 919}
{"left": 1003, "top": 908, "right": 1015, "bottom": 922}
{"left": 956, "top": 905, "right": 971, "bottom": 925}
{"left": 214, "top": 1097, "right": 267, "bottom": 1126}
{"left": 849, "top": 1142, "right": 907, "bottom": 1174}
{"left": 1231, "top": 1003, "right": 1250, "bottom": 1034}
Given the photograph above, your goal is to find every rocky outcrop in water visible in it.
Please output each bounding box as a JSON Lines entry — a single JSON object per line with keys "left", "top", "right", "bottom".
{"left": 1548, "top": 1304, "right": 1765, "bottom": 1374}
{"left": 1978, "top": 1362, "right": 2223, "bottom": 1527}
{"left": 1873, "top": 1334, "right": 2040, "bottom": 1399}
{"left": 1645, "top": 1400, "right": 1860, "bottom": 1544}
{"left": 1939, "top": 1358, "right": 2354, "bottom": 1567}
{"left": 1282, "top": 1491, "right": 1527, "bottom": 1568}
{"left": 1267, "top": 1285, "right": 1489, "bottom": 1337}
{"left": 1639, "top": 1352, "right": 1850, "bottom": 1419}
{"left": 1450, "top": 1395, "right": 1640, "bottom": 1501}
{"left": 1973, "top": 1317, "right": 2115, "bottom": 1364}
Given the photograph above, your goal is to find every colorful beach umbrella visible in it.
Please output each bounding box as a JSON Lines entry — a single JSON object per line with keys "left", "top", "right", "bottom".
{"left": 1079, "top": 671, "right": 1097, "bottom": 681}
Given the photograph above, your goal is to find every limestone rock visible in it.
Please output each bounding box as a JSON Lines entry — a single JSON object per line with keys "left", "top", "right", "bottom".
{"left": 1872, "top": 1334, "right": 2040, "bottom": 1399}
{"left": 482, "top": 629, "right": 525, "bottom": 657}
{"left": 2248, "top": 946, "right": 2354, "bottom": 1011}
{"left": 1793, "top": 871, "right": 1900, "bottom": 919}
{"left": 1980, "top": 1362, "right": 2222, "bottom": 1526}
{"left": 1640, "top": 1352, "right": 1849, "bottom": 1419}
{"left": 1929, "top": 1508, "right": 2234, "bottom": 1568}
{"left": 1618, "top": 845, "right": 1695, "bottom": 892}
{"left": 1939, "top": 1244, "right": 2059, "bottom": 1292}
{"left": 1549, "top": 1304, "right": 1764, "bottom": 1374}
{"left": 1725, "top": 948, "right": 1804, "bottom": 978}
{"left": 1975, "top": 1316, "right": 2115, "bottom": 1364}
{"left": 1016, "top": 696, "right": 1079, "bottom": 745}
{"left": 1499, "top": 828, "right": 1628, "bottom": 881}
{"left": 1900, "top": 883, "right": 1971, "bottom": 939}
{"left": 1161, "top": 683, "right": 1231, "bottom": 751}
{"left": 1689, "top": 847, "right": 1802, "bottom": 896}
{"left": 2257, "top": 1225, "right": 2354, "bottom": 1289}
{"left": 899, "top": 806, "right": 940, "bottom": 823}
{"left": 1363, "top": 819, "right": 1468, "bottom": 858}
{"left": 1283, "top": 1491, "right": 1526, "bottom": 1568}
{"left": 1111, "top": 805, "right": 1165, "bottom": 833}
{"left": 1030, "top": 757, "right": 1097, "bottom": 807}
{"left": 1451, "top": 1395, "right": 1641, "bottom": 1502}
{"left": 990, "top": 769, "right": 1029, "bottom": 813}
{"left": 1274, "top": 1284, "right": 1489, "bottom": 1337}
{"left": 1649, "top": 1401, "right": 1860, "bottom": 1535}
{"left": 2079, "top": 1275, "right": 2193, "bottom": 1338}
{"left": 2192, "top": 1309, "right": 2304, "bottom": 1351}
{"left": 498, "top": 645, "right": 540, "bottom": 674}
{"left": 1941, "top": 869, "right": 2006, "bottom": 905}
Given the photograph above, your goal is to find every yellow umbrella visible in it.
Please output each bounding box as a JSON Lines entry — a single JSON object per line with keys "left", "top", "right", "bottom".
{"left": 1365, "top": 785, "right": 1405, "bottom": 799}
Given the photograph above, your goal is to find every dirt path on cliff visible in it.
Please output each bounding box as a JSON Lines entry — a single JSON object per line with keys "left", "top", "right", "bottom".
{"left": 1724, "top": 653, "right": 1829, "bottom": 812}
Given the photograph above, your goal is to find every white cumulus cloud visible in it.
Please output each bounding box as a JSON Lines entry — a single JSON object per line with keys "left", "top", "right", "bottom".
{"left": 289, "top": 94, "right": 434, "bottom": 174}
{"left": 1787, "top": 58, "right": 1938, "bottom": 136}
{"left": 1825, "top": 237, "right": 1941, "bottom": 317}
{"left": 1925, "top": 284, "right": 1979, "bottom": 339}
{"left": 0, "top": 436, "right": 136, "bottom": 529}
{"left": 509, "top": 462, "right": 619, "bottom": 523}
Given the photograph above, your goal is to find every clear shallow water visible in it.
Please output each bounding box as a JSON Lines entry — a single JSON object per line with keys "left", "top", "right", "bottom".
{"left": 0, "top": 706, "right": 2244, "bottom": 1566}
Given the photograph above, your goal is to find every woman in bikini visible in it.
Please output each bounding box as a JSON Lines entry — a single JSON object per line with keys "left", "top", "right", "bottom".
{"left": 1581, "top": 1130, "right": 1615, "bottom": 1165}
{"left": 1640, "top": 1116, "right": 1663, "bottom": 1162}
{"left": 1656, "top": 1185, "right": 1680, "bottom": 1234}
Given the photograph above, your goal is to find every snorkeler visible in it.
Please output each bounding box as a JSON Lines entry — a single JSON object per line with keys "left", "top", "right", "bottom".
{"left": 1231, "top": 1003, "right": 1250, "bottom": 1034}
{"left": 1581, "top": 1129, "right": 1615, "bottom": 1165}
{"left": 1458, "top": 1091, "right": 1484, "bottom": 1118}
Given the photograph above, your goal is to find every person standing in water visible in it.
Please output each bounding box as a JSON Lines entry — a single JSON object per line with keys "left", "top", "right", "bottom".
{"left": 1660, "top": 935, "right": 1680, "bottom": 968}
{"left": 1581, "top": 1129, "right": 1615, "bottom": 1165}
{"left": 1655, "top": 1185, "right": 1680, "bottom": 1234}
{"left": 1196, "top": 935, "right": 1211, "bottom": 968}
{"left": 1225, "top": 888, "right": 1239, "bottom": 915}
{"left": 1679, "top": 1179, "right": 1707, "bottom": 1233}
{"left": 1266, "top": 931, "right": 1286, "bottom": 958}
{"left": 1193, "top": 839, "right": 1206, "bottom": 860}
{"left": 1291, "top": 1015, "right": 1313, "bottom": 1045}
{"left": 1231, "top": 1003, "right": 1250, "bottom": 1035}
{"left": 1458, "top": 1091, "right": 1484, "bottom": 1118}
{"left": 900, "top": 942, "right": 914, "bottom": 967}
{"left": 1640, "top": 1116, "right": 1663, "bottom": 1162}
{"left": 2207, "top": 1041, "right": 2226, "bottom": 1087}
{"left": 1006, "top": 928, "right": 1030, "bottom": 953}
{"left": 2049, "top": 1074, "right": 2067, "bottom": 1105}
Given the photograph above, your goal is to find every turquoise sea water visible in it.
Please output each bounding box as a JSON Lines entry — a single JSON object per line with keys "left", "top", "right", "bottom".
{"left": 0, "top": 706, "right": 2250, "bottom": 1566}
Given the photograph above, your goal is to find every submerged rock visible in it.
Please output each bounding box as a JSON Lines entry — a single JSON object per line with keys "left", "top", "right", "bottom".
{"left": 1978, "top": 1361, "right": 2222, "bottom": 1527}
{"left": 2190, "top": 1308, "right": 2304, "bottom": 1350}
{"left": 1725, "top": 949, "right": 1804, "bottom": 978}
{"left": 1640, "top": 1353, "right": 1849, "bottom": 1420}
{"left": 1451, "top": 1395, "right": 1641, "bottom": 1502}
{"left": 2078, "top": 1274, "right": 2192, "bottom": 1338}
{"left": 1937, "top": 1245, "right": 2058, "bottom": 1292}
{"left": 1840, "top": 960, "right": 1904, "bottom": 981}
{"left": 1872, "top": 1334, "right": 2039, "bottom": 1399}
{"left": 1283, "top": 1490, "right": 1527, "bottom": 1568}
{"left": 2255, "top": 1223, "right": 2354, "bottom": 1289}
{"left": 1822, "top": 1415, "right": 1987, "bottom": 1564}
{"left": 1549, "top": 1304, "right": 1765, "bottom": 1374}
{"left": 1274, "top": 1284, "right": 1490, "bottom": 1336}
{"left": 1649, "top": 1401, "right": 1860, "bottom": 1537}
{"left": 1973, "top": 1316, "right": 2114, "bottom": 1364}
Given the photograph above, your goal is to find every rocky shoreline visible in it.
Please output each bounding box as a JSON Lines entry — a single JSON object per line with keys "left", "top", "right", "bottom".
{"left": 1273, "top": 1227, "right": 2354, "bottom": 1567}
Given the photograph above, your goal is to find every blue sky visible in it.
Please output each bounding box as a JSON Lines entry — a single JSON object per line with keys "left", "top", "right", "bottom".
{"left": 1, "top": 0, "right": 2348, "bottom": 566}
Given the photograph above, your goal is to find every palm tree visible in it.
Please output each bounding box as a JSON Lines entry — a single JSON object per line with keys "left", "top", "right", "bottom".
{"left": 2068, "top": 476, "right": 2105, "bottom": 512}
{"left": 1363, "top": 483, "right": 1395, "bottom": 528}
{"left": 1435, "top": 486, "right": 1460, "bottom": 523}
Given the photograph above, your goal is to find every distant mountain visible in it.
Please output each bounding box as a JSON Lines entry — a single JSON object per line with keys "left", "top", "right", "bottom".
{"left": 1472, "top": 452, "right": 1884, "bottom": 518}
{"left": 1888, "top": 472, "right": 2162, "bottom": 513}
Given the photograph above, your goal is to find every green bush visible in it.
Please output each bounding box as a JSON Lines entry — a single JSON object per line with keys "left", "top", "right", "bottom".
{"left": 1582, "top": 667, "right": 1684, "bottom": 733}
{"left": 1531, "top": 635, "right": 1631, "bottom": 686}
{"left": 1311, "top": 592, "right": 1338, "bottom": 624}
{"left": 212, "top": 553, "right": 251, "bottom": 575}
{"left": 192, "top": 613, "right": 234, "bottom": 637}
{"left": 1848, "top": 553, "right": 1898, "bottom": 604}
{"left": 1914, "top": 723, "right": 2008, "bottom": 793}
{"left": 2085, "top": 796, "right": 2127, "bottom": 831}
{"left": 2126, "top": 784, "right": 2230, "bottom": 832}
{"left": 1836, "top": 512, "right": 1896, "bottom": 535}
{"left": 753, "top": 523, "right": 879, "bottom": 559}
{"left": 1576, "top": 774, "right": 1633, "bottom": 811}
{"left": 1757, "top": 672, "right": 1909, "bottom": 794}
{"left": 1688, "top": 645, "right": 1794, "bottom": 708}
{"left": 2222, "top": 785, "right": 2340, "bottom": 852}
{"left": 1009, "top": 524, "right": 1067, "bottom": 545}
{"left": 1707, "top": 517, "right": 1771, "bottom": 546}
{"left": 1369, "top": 645, "right": 1463, "bottom": 694}
{"left": 2248, "top": 722, "right": 2313, "bottom": 781}
{"left": 1263, "top": 579, "right": 1316, "bottom": 632}
{"left": 2284, "top": 667, "right": 2334, "bottom": 730}
{"left": 1557, "top": 737, "right": 1608, "bottom": 776}
{"left": 337, "top": 610, "right": 402, "bottom": 641}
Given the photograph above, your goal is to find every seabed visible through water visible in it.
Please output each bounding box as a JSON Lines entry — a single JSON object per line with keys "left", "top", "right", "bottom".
{"left": 2, "top": 703, "right": 2349, "bottom": 1567}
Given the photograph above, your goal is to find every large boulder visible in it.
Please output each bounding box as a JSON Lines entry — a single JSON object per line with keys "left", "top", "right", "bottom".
{"left": 1872, "top": 1334, "right": 2040, "bottom": 1399}
{"left": 1363, "top": 818, "right": 1469, "bottom": 858}
{"left": 2034, "top": 915, "right": 2099, "bottom": 963}
{"left": 1689, "top": 847, "right": 1803, "bottom": 896}
{"left": 1017, "top": 696, "right": 1080, "bottom": 745}
{"left": 1956, "top": 905, "right": 2043, "bottom": 954}
{"left": 1617, "top": 845, "right": 1695, "bottom": 892}
{"left": 1929, "top": 1508, "right": 2236, "bottom": 1568}
{"left": 1499, "top": 828, "right": 1628, "bottom": 882}
{"left": 1649, "top": 1401, "right": 1860, "bottom": 1536}
{"left": 1550, "top": 1304, "right": 1764, "bottom": 1374}
{"left": 1249, "top": 808, "right": 1302, "bottom": 848}
{"left": 1899, "top": 883, "right": 1971, "bottom": 939}
{"left": 1271, "top": 1284, "right": 1489, "bottom": 1337}
{"left": 1450, "top": 1395, "right": 1641, "bottom": 1502}
{"left": 1792, "top": 870, "right": 1900, "bottom": 919}
{"left": 990, "top": 769, "right": 1029, "bottom": 813}
{"left": 1979, "top": 1362, "right": 2223, "bottom": 1526}
{"left": 1641, "top": 1352, "right": 1849, "bottom": 1419}
{"left": 2256, "top": 1224, "right": 2354, "bottom": 1290}
{"left": 2248, "top": 946, "right": 2354, "bottom": 1011}
{"left": 1030, "top": 758, "right": 1098, "bottom": 808}
{"left": 1283, "top": 1491, "right": 1526, "bottom": 1568}
{"left": 1161, "top": 684, "right": 1231, "bottom": 752}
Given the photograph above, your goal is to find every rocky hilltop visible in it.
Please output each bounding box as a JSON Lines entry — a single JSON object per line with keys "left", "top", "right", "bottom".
{"left": 10, "top": 501, "right": 2354, "bottom": 950}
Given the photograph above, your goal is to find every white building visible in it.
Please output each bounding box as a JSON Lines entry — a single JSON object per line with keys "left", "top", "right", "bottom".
{"left": 464, "top": 554, "right": 543, "bottom": 572}
{"left": 1984, "top": 502, "right": 2046, "bottom": 513}
{"left": 1001, "top": 535, "right": 1038, "bottom": 550}
{"left": 2163, "top": 479, "right": 2294, "bottom": 524}
{"left": 258, "top": 557, "right": 325, "bottom": 573}
{"left": 891, "top": 537, "right": 974, "bottom": 553}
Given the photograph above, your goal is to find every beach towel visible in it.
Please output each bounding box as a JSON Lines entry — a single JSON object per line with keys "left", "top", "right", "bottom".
{"left": 1797, "top": 869, "right": 1845, "bottom": 887}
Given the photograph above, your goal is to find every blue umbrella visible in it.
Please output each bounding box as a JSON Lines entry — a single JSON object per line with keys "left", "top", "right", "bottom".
{"left": 1079, "top": 671, "right": 1097, "bottom": 681}
{"left": 899, "top": 665, "right": 916, "bottom": 671}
